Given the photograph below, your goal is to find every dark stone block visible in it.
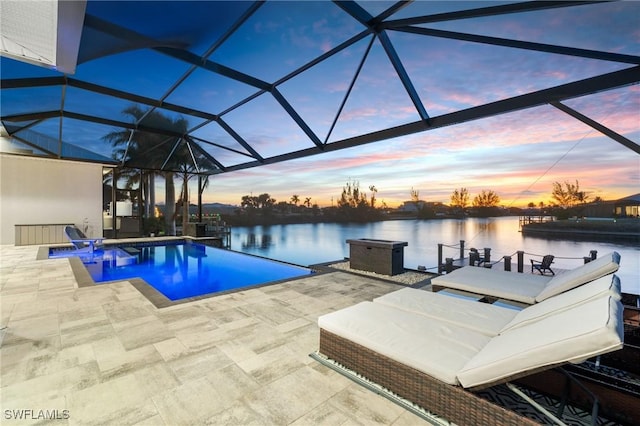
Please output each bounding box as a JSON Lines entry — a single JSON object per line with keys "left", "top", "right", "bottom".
{"left": 346, "top": 239, "right": 408, "bottom": 276}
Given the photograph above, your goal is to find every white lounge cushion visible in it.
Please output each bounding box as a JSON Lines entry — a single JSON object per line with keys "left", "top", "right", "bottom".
{"left": 374, "top": 288, "right": 517, "bottom": 336}
{"left": 318, "top": 301, "right": 490, "bottom": 385}
{"left": 535, "top": 252, "right": 621, "bottom": 302}
{"left": 500, "top": 274, "right": 621, "bottom": 333}
{"left": 457, "top": 295, "right": 624, "bottom": 389}
{"left": 431, "top": 266, "right": 549, "bottom": 304}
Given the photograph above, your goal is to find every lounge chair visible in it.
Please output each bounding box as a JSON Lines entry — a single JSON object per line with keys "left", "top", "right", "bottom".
{"left": 373, "top": 274, "right": 621, "bottom": 337}
{"left": 430, "top": 251, "right": 620, "bottom": 304}
{"left": 531, "top": 254, "right": 555, "bottom": 275}
{"left": 64, "top": 225, "right": 104, "bottom": 254}
{"left": 314, "top": 275, "right": 623, "bottom": 424}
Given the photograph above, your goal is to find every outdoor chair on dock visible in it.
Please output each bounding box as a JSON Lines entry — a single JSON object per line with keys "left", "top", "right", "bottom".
{"left": 469, "top": 248, "right": 487, "bottom": 267}
{"left": 313, "top": 274, "right": 625, "bottom": 425}
{"left": 531, "top": 254, "right": 555, "bottom": 275}
{"left": 430, "top": 252, "right": 620, "bottom": 305}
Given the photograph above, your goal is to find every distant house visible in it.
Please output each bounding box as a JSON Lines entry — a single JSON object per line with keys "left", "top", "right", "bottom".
{"left": 397, "top": 201, "right": 448, "bottom": 217}
{"left": 614, "top": 193, "right": 640, "bottom": 217}
{"left": 397, "top": 200, "right": 426, "bottom": 213}
{"left": 580, "top": 193, "right": 640, "bottom": 218}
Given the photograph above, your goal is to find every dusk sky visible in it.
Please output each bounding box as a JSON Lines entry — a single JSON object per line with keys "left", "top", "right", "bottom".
{"left": 2, "top": 1, "right": 638, "bottom": 208}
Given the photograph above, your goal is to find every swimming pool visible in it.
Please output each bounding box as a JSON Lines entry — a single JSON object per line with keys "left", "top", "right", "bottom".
{"left": 50, "top": 241, "right": 313, "bottom": 300}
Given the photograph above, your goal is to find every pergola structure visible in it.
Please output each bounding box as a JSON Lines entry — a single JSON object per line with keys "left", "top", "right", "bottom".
{"left": 1, "top": 0, "right": 639, "bottom": 178}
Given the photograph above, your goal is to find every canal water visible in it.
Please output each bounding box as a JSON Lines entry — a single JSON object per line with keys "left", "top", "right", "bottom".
{"left": 230, "top": 217, "right": 639, "bottom": 294}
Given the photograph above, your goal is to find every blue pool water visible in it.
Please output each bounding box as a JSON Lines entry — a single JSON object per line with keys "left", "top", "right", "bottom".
{"left": 52, "top": 242, "right": 312, "bottom": 300}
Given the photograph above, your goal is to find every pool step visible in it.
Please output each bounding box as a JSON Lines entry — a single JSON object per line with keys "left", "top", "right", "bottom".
{"left": 102, "top": 248, "right": 138, "bottom": 266}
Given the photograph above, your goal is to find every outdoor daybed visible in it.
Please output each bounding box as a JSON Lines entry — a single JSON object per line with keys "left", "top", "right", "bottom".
{"left": 315, "top": 273, "right": 624, "bottom": 425}
{"left": 430, "top": 251, "right": 620, "bottom": 304}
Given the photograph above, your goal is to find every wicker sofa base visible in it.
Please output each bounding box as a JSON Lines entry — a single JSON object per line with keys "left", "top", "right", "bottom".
{"left": 319, "top": 328, "right": 539, "bottom": 426}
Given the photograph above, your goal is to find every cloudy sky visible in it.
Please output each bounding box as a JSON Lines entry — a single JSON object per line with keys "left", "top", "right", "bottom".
{"left": 2, "top": 1, "right": 638, "bottom": 207}
{"left": 174, "top": 1, "right": 640, "bottom": 208}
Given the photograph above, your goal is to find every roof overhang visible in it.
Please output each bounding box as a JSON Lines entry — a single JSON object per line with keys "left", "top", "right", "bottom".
{"left": 0, "top": 0, "right": 86, "bottom": 74}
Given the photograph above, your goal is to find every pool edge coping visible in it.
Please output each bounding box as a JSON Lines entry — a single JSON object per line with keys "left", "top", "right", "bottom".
{"left": 40, "top": 241, "right": 327, "bottom": 309}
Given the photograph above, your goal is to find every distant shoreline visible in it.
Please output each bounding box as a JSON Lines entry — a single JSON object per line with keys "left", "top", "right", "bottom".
{"left": 521, "top": 219, "right": 640, "bottom": 243}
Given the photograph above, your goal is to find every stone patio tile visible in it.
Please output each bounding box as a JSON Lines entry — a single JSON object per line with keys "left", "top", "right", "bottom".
{"left": 60, "top": 322, "right": 115, "bottom": 348}
{"left": 67, "top": 374, "right": 159, "bottom": 425}
{"left": 237, "top": 298, "right": 302, "bottom": 327}
{"left": 103, "top": 299, "right": 156, "bottom": 323}
{"left": 132, "top": 362, "right": 182, "bottom": 399}
{"left": 131, "top": 414, "right": 166, "bottom": 425}
{"left": 9, "top": 299, "right": 60, "bottom": 321}
{"left": 39, "top": 278, "right": 77, "bottom": 291}
{"left": 236, "top": 344, "right": 306, "bottom": 385}
{"left": 6, "top": 313, "right": 60, "bottom": 341}
{"left": 0, "top": 289, "right": 38, "bottom": 306}
{"left": 25, "top": 342, "right": 95, "bottom": 380}
{"left": 153, "top": 337, "right": 190, "bottom": 362}
{"left": 59, "top": 304, "right": 108, "bottom": 327}
{"left": 226, "top": 321, "right": 287, "bottom": 356}
{"left": 1, "top": 394, "right": 69, "bottom": 425}
{"left": 71, "top": 286, "right": 120, "bottom": 306}
{"left": 202, "top": 401, "right": 265, "bottom": 425}
{"left": 0, "top": 243, "right": 432, "bottom": 425}
{"left": 152, "top": 377, "right": 228, "bottom": 424}
{"left": 203, "top": 363, "right": 261, "bottom": 405}
{"left": 173, "top": 324, "right": 229, "bottom": 352}
{"left": 217, "top": 337, "right": 261, "bottom": 365}
{"left": 204, "top": 305, "right": 253, "bottom": 327}
{"left": 213, "top": 288, "right": 272, "bottom": 308}
{"left": 167, "top": 345, "right": 235, "bottom": 383}
{"left": 2, "top": 362, "right": 101, "bottom": 404}
{"left": 156, "top": 305, "right": 211, "bottom": 331}
{"left": 95, "top": 342, "right": 163, "bottom": 380}
{"left": 0, "top": 335, "right": 61, "bottom": 368}
{"left": 274, "top": 316, "right": 312, "bottom": 334}
{"left": 111, "top": 316, "right": 175, "bottom": 351}
{"left": 290, "top": 401, "right": 351, "bottom": 425}
{"left": 328, "top": 384, "right": 408, "bottom": 425}
{"left": 242, "top": 365, "right": 349, "bottom": 424}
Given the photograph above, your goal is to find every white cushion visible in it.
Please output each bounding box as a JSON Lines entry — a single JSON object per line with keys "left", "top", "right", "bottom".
{"left": 535, "top": 252, "right": 620, "bottom": 302}
{"left": 374, "top": 288, "right": 517, "bottom": 336}
{"left": 457, "top": 295, "right": 624, "bottom": 388}
{"left": 500, "top": 274, "right": 621, "bottom": 333}
{"left": 319, "top": 301, "right": 490, "bottom": 385}
{"left": 431, "top": 266, "right": 550, "bottom": 304}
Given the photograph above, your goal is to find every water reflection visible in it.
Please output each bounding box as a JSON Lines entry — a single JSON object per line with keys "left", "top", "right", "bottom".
{"left": 230, "top": 217, "right": 639, "bottom": 294}
{"left": 238, "top": 227, "right": 274, "bottom": 250}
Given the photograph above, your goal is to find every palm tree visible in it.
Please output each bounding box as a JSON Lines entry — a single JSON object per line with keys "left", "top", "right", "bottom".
{"left": 290, "top": 195, "right": 300, "bottom": 206}
{"left": 103, "top": 105, "right": 189, "bottom": 235}
{"left": 369, "top": 185, "right": 378, "bottom": 208}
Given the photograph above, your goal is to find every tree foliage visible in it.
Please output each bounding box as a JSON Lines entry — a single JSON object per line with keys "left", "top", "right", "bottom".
{"left": 472, "top": 190, "right": 501, "bottom": 207}
{"left": 551, "top": 180, "right": 589, "bottom": 208}
{"left": 450, "top": 188, "right": 469, "bottom": 209}
{"left": 410, "top": 187, "right": 419, "bottom": 203}
{"left": 241, "top": 193, "right": 275, "bottom": 213}
{"left": 338, "top": 179, "right": 368, "bottom": 208}
{"left": 334, "top": 179, "right": 381, "bottom": 222}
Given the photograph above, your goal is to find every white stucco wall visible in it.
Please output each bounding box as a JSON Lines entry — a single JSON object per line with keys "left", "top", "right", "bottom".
{"left": 0, "top": 154, "right": 104, "bottom": 244}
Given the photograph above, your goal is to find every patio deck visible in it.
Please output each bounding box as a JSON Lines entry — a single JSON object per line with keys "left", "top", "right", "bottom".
{"left": 0, "top": 244, "right": 427, "bottom": 425}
